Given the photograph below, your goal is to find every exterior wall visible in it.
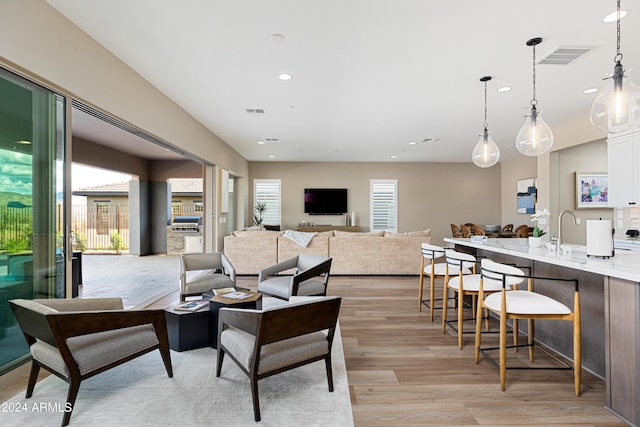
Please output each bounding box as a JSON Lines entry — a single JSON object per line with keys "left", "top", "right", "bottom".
{"left": 150, "top": 182, "right": 169, "bottom": 254}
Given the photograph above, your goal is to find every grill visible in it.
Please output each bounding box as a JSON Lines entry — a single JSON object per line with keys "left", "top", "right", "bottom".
{"left": 171, "top": 216, "right": 202, "bottom": 232}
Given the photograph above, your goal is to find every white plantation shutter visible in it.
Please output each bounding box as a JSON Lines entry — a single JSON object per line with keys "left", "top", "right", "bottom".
{"left": 370, "top": 179, "right": 397, "bottom": 233}
{"left": 254, "top": 179, "right": 281, "bottom": 226}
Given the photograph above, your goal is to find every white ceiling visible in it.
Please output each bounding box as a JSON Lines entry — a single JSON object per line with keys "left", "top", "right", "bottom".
{"left": 50, "top": 0, "right": 640, "bottom": 163}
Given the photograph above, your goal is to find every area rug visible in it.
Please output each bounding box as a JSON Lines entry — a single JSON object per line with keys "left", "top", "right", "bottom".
{"left": 2, "top": 330, "right": 353, "bottom": 426}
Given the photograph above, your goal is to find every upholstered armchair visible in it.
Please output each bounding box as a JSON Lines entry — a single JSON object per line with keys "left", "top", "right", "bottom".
{"left": 9, "top": 298, "right": 173, "bottom": 426}
{"left": 179, "top": 252, "right": 236, "bottom": 300}
{"left": 257, "top": 254, "right": 332, "bottom": 300}
{"left": 216, "top": 296, "right": 342, "bottom": 421}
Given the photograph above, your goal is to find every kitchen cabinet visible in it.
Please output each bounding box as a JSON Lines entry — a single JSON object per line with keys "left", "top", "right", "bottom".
{"left": 608, "top": 132, "right": 640, "bottom": 207}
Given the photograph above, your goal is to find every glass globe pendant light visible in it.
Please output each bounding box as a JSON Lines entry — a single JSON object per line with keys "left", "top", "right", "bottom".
{"left": 472, "top": 76, "right": 500, "bottom": 168}
{"left": 516, "top": 37, "right": 554, "bottom": 156}
{"left": 590, "top": 0, "right": 640, "bottom": 134}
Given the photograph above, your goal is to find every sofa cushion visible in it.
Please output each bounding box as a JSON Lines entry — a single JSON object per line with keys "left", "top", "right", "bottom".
{"left": 224, "top": 234, "right": 279, "bottom": 275}
{"left": 220, "top": 327, "right": 328, "bottom": 374}
{"left": 333, "top": 230, "right": 385, "bottom": 237}
{"left": 385, "top": 229, "right": 431, "bottom": 237}
{"left": 232, "top": 230, "right": 284, "bottom": 237}
{"left": 30, "top": 324, "right": 159, "bottom": 376}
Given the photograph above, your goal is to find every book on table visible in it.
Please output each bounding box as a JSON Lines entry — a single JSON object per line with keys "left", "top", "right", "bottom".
{"left": 212, "top": 287, "right": 236, "bottom": 296}
{"left": 220, "top": 291, "right": 253, "bottom": 300}
{"left": 174, "top": 300, "right": 209, "bottom": 312}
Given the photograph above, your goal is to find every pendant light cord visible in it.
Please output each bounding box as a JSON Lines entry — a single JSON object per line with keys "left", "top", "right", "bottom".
{"left": 531, "top": 42, "right": 538, "bottom": 107}
{"left": 483, "top": 79, "right": 488, "bottom": 130}
{"left": 615, "top": 0, "right": 623, "bottom": 63}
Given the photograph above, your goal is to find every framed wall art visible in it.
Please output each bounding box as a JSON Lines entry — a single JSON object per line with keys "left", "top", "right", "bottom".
{"left": 516, "top": 177, "right": 537, "bottom": 214}
{"left": 576, "top": 172, "right": 608, "bottom": 209}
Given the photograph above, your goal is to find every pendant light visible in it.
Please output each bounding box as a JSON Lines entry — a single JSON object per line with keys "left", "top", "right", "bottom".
{"left": 516, "top": 37, "right": 554, "bottom": 156}
{"left": 472, "top": 76, "right": 500, "bottom": 168}
{"left": 590, "top": 0, "right": 640, "bottom": 134}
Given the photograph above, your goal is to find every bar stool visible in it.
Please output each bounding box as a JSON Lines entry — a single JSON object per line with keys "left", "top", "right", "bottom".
{"left": 418, "top": 243, "right": 470, "bottom": 321}
{"left": 475, "top": 258, "right": 581, "bottom": 396}
{"left": 442, "top": 250, "right": 510, "bottom": 349}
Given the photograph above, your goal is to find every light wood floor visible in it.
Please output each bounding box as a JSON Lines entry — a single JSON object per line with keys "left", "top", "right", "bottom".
{"left": 1, "top": 275, "right": 626, "bottom": 426}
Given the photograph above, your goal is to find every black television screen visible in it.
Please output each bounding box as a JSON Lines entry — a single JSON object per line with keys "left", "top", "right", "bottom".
{"left": 304, "top": 188, "right": 347, "bottom": 215}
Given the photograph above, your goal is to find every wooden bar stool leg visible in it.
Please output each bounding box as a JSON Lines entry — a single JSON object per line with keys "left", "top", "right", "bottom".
{"left": 429, "top": 274, "right": 436, "bottom": 321}
{"left": 418, "top": 260, "right": 425, "bottom": 311}
{"left": 441, "top": 276, "right": 449, "bottom": 334}
{"left": 574, "top": 291, "right": 582, "bottom": 396}
{"left": 528, "top": 319, "right": 535, "bottom": 362}
{"left": 457, "top": 286, "right": 464, "bottom": 349}
{"left": 513, "top": 319, "right": 519, "bottom": 353}
{"left": 500, "top": 291, "right": 507, "bottom": 391}
{"left": 475, "top": 295, "right": 483, "bottom": 364}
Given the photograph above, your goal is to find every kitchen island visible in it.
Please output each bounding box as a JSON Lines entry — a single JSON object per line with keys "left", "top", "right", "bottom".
{"left": 444, "top": 237, "right": 640, "bottom": 427}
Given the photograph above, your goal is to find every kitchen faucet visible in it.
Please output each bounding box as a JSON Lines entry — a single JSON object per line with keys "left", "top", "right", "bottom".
{"left": 557, "top": 209, "right": 577, "bottom": 252}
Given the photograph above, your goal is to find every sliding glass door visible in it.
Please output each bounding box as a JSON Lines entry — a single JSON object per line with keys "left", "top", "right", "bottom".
{"left": 0, "top": 67, "right": 65, "bottom": 374}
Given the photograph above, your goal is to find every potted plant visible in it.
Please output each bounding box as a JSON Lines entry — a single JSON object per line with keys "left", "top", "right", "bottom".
{"left": 529, "top": 209, "right": 550, "bottom": 248}
{"left": 253, "top": 201, "right": 267, "bottom": 226}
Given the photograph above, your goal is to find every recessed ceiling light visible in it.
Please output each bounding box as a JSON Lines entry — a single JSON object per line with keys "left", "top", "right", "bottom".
{"left": 497, "top": 86, "right": 512, "bottom": 93}
{"left": 390, "top": 155, "right": 397, "bottom": 159}
{"left": 268, "top": 155, "right": 276, "bottom": 158}
{"left": 278, "top": 73, "right": 293, "bottom": 81}
{"left": 257, "top": 140, "right": 265, "bottom": 145}
{"left": 408, "top": 141, "right": 417, "bottom": 145}
{"left": 270, "top": 33, "right": 285, "bottom": 42}
{"left": 603, "top": 10, "right": 627, "bottom": 23}
{"left": 583, "top": 87, "right": 599, "bottom": 94}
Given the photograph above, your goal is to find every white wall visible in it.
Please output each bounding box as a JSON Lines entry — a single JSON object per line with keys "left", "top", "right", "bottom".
{"left": 500, "top": 156, "right": 538, "bottom": 230}
{"left": 551, "top": 138, "right": 612, "bottom": 244}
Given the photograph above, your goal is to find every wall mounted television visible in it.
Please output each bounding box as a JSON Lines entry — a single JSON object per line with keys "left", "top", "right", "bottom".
{"left": 304, "top": 188, "right": 348, "bottom": 215}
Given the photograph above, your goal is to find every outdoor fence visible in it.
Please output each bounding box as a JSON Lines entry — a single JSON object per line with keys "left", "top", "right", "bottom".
{"left": 71, "top": 204, "right": 129, "bottom": 250}
{"left": 0, "top": 206, "right": 32, "bottom": 252}
{"left": 1, "top": 204, "right": 205, "bottom": 253}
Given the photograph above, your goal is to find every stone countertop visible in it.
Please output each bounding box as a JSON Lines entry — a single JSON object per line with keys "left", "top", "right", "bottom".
{"left": 444, "top": 237, "right": 640, "bottom": 283}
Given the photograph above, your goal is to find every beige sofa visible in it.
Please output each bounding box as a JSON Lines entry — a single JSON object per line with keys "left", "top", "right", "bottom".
{"left": 223, "top": 229, "right": 431, "bottom": 275}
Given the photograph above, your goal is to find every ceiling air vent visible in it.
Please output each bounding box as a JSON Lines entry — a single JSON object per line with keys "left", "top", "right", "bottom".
{"left": 538, "top": 46, "right": 592, "bottom": 65}
{"left": 246, "top": 108, "right": 266, "bottom": 115}
{"left": 264, "top": 138, "right": 278, "bottom": 142}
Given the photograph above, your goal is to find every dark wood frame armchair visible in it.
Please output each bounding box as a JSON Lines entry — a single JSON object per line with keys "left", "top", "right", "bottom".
{"left": 216, "top": 296, "right": 342, "bottom": 421}
{"left": 179, "top": 252, "right": 236, "bottom": 300}
{"left": 257, "top": 254, "right": 332, "bottom": 300}
{"left": 9, "top": 298, "right": 173, "bottom": 426}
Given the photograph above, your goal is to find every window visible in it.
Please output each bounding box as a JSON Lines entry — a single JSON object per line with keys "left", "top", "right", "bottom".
{"left": 95, "top": 201, "right": 110, "bottom": 235}
{"left": 171, "top": 200, "right": 182, "bottom": 216}
{"left": 0, "top": 66, "right": 65, "bottom": 372}
{"left": 370, "top": 179, "right": 397, "bottom": 233}
{"left": 254, "top": 179, "right": 281, "bottom": 226}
